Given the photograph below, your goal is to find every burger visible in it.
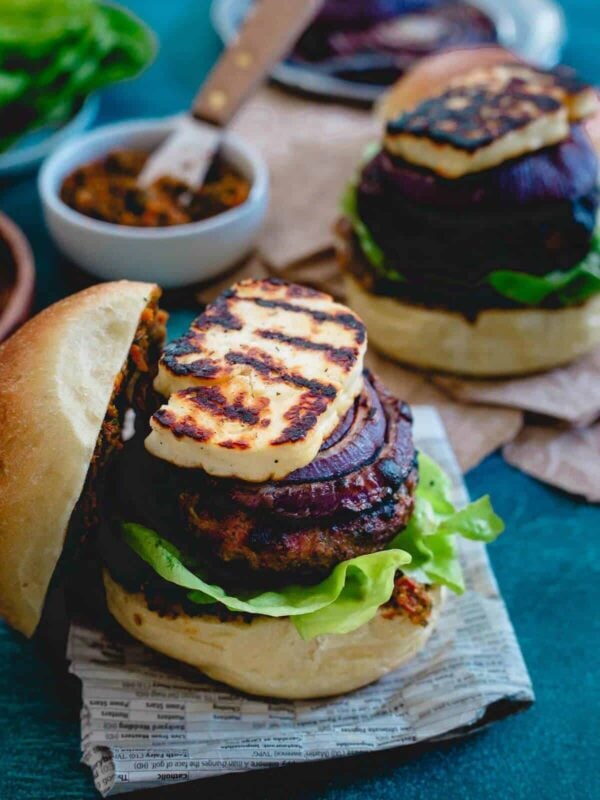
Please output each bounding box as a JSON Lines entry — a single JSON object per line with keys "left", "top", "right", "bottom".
{"left": 0, "top": 278, "right": 503, "bottom": 699}
{"left": 337, "top": 47, "right": 600, "bottom": 376}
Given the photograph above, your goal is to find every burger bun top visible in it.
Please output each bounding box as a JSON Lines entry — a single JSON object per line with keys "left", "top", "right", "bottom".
{"left": 0, "top": 280, "right": 159, "bottom": 636}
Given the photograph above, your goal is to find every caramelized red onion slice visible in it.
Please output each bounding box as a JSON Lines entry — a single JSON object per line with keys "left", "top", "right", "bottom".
{"left": 321, "top": 400, "right": 356, "bottom": 451}
{"left": 117, "top": 375, "right": 415, "bottom": 529}
{"left": 228, "top": 377, "right": 415, "bottom": 520}
{"left": 331, "top": 3, "right": 497, "bottom": 58}
{"left": 286, "top": 377, "right": 386, "bottom": 483}
{"left": 377, "top": 125, "right": 599, "bottom": 209}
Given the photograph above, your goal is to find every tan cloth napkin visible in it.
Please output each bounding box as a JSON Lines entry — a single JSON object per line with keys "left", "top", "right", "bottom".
{"left": 260, "top": 137, "right": 370, "bottom": 269}
{"left": 277, "top": 252, "right": 344, "bottom": 297}
{"left": 504, "top": 422, "right": 600, "bottom": 502}
{"left": 433, "top": 348, "right": 600, "bottom": 428}
{"left": 432, "top": 351, "right": 600, "bottom": 498}
{"left": 366, "top": 351, "right": 523, "bottom": 472}
{"left": 232, "top": 86, "right": 376, "bottom": 269}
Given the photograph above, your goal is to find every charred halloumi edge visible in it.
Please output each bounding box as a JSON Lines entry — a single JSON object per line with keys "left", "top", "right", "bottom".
{"left": 384, "top": 62, "right": 598, "bottom": 179}
{"left": 145, "top": 280, "right": 367, "bottom": 482}
{"left": 451, "top": 63, "right": 599, "bottom": 122}
{"left": 386, "top": 109, "right": 568, "bottom": 178}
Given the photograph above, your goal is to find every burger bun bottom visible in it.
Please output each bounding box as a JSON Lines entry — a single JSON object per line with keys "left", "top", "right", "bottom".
{"left": 104, "top": 569, "right": 443, "bottom": 700}
{"left": 345, "top": 275, "right": 600, "bottom": 377}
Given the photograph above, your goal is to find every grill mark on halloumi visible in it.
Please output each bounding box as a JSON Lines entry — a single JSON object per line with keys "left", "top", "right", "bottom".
{"left": 183, "top": 385, "right": 270, "bottom": 426}
{"left": 271, "top": 392, "right": 329, "bottom": 446}
{"left": 453, "top": 63, "right": 598, "bottom": 122}
{"left": 388, "top": 88, "right": 561, "bottom": 151}
{"left": 224, "top": 349, "right": 337, "bottom": 399}
{"left": 161, "top": 334, "right": 228, "bottom": 381}
{"left": 384, "top": 62, "right": 598, "bottom": 178}
{"left": 239, "top": 296, "right": 366, "bottom": 344}
{"left": 154, "top": 387, "right": 269, "bottom": 432}
{"left": 145, "top": 279, "right": 367, "bottom": 481}
{"left": 271, "top": 392, "right": 327, "bottom": 446}
{"left": 199, "top": 297, "right": 243, "bottom": 331}
{"left": 162, "top": 353, "right": 222, "bottom": 379}
{"left": 257, "top": 328, "right": 359, "bottom": 369}
{"left": 261, "top": 280, "right": 324, "bottom": 300}
{"left": 153, "top": 408, "right": 212, "bottom": 443}
{"left": 219, "top": 439, "right": 252, "bottom": 450}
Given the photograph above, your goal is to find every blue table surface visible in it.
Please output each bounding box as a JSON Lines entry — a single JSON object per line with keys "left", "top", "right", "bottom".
{"left": 1, "top": 2, "right": 599, "bottom": 798}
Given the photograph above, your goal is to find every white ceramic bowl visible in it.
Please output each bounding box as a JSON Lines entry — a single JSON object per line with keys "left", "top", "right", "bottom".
{"left": 38, "top": 116, "right": 269, "bottom": 288}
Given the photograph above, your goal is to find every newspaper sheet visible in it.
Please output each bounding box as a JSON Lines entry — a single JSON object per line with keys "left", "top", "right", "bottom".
{"left": 67, "top": 406, "right": 534, "bottom": 796}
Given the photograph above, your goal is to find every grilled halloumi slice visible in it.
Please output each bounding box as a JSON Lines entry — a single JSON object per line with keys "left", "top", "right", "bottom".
{"left": 145, "top": 279, "right": 367, "bottom": 482}
{"left": 384, "top": 62, "right": 598, "bottom": 178}
{"left": 452, "top": 63, "right": 598, "bottom": 122}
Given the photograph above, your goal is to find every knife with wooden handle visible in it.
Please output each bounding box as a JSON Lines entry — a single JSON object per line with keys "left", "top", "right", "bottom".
{"left": 138, "top": 0, "right": 322, "bottom": 189}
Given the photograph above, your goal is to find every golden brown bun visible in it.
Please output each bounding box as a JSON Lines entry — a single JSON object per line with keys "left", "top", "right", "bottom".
{"left": 377, "top": 45, "right": 521, "bottom": 120}
{"left": 0, "top": 281, "right": 159, "bottom": 636}
{"left": 104, "top": 570, "right": 443, "bottom": 700}
{"left": 345, "top": 275, "right": 600, "bottom": 377}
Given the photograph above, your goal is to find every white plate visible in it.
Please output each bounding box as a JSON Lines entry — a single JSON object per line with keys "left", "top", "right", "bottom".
{"left": 0, "top": 95, "right": 99, "bottom": 177}
{"left": 211, "top": 0, "right": 566, "bottom": 104}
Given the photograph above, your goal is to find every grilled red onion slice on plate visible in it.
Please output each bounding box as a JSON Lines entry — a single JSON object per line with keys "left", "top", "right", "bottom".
{"left": 332, "top": 3, "right": 497, "bottom": 59}
{"left": 310, "top": 0, "right": 417, "bottom": 28}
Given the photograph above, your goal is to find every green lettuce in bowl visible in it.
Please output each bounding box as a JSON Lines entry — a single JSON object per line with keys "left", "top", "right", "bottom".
{"left": 119, "top": 454, "right": 504, "bottom": 641}
{"left": 0, "top": 0, "right": 156, "bottom": 152}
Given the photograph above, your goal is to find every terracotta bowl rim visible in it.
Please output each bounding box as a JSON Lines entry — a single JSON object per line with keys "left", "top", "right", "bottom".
{"left": 0, "top": 212, "right": 35, "bottom": 342}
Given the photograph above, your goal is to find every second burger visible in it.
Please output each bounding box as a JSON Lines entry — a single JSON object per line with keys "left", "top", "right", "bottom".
{"left": 338, "top": 49, "right": 600, "bottom": 375}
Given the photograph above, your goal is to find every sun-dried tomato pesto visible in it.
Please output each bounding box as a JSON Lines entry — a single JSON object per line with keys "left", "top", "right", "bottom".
{"left": 381, "top": 574, "right": 433, "bottom": 626}
{"left": 60, "top": 149, "right": 251, "bottom": 227}
{"left": 79, "top": 295, "right": 168, "bottom": 530}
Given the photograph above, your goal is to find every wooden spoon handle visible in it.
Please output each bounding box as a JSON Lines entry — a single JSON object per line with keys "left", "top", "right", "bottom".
{"left": 193, "top": 0, "right": 322, "bottom": 127}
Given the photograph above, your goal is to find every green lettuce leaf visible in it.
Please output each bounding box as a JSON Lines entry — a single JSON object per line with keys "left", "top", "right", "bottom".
{"left": 87, "top": 5, "right": 157, "bottom": 89}
{"left": 0, "top": 0, "right": 93, "bottom": 57}
{"left": 342, "top": 180, "right": 600, "bottom": 308}
{"left": 122, "top": 522, "right": 411, "bottom": 640}
{"left": 340, "top": 183, "right": 387, "bottom": 273}
{"left": 488, "top": 233, "right": 600, "bottom": 306}
{"left": 0, "top": 0, "right": 156, "bottom": 150}
{"left": 389, "top": 454, "right": 504, "bottom": 594}
{"left": 0, "top": 70, "right": 30, "bottom": 105}
{"left": 121, "top": 454, "right": 504, "bottom": 639}
{"left": 339, "top": 146, "right": 405, "bottom": 282}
